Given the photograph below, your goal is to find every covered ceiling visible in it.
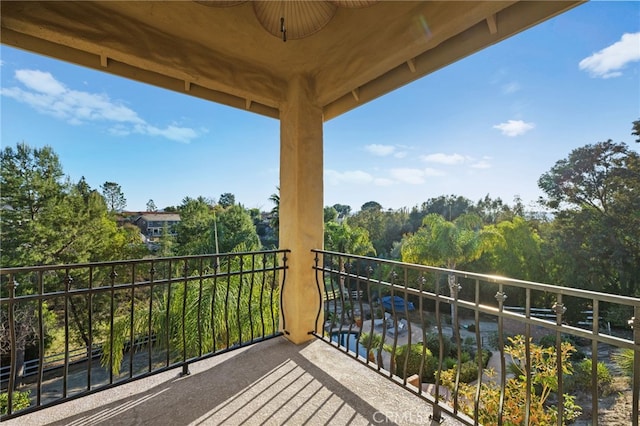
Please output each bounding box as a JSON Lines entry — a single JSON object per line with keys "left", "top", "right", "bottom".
{"left": 1, "top": 1, "right": 583, "bottom": 121}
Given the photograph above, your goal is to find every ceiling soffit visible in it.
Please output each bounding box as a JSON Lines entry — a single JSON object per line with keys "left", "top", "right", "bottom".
{"left": 0, "top": 1, "right": 584, "bottom": 121}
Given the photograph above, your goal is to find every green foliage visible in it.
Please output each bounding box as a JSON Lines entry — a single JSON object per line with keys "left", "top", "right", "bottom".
{"left": 400, "top": 213, "right": 494, "bottom": 270}
{"left": 568, "top": 359, "right": 612, "bottom": 396}
{"left": 538, "top": 138, "right": 640, "bottom": 297}
{"left": 324, "top": 221, "right": 375, "bottom": 256}
{"left": 442, "top": 335, "right": 581, "bottom": 425}
{"left": 100, "top": 181, "right": 126, "bottom": 212}
{"left": 423, "top": 332, "right": 452, "bottom": 358}
{"left": 393, "top": 343, "right": 437, "bottom": 381}
{"left": 0, "top": 390, "right": 31, "bottom": 415}
{"left": 218, "top": 192, "right": 235, "bottom": 208}
{"left": 101, "top": 255, "right": 279, "bottom": 374}
{"left": 456, "top": 360, "right": 479, "bottom": 383}
{"left": 611, "top": 348, "right": 634, "bottom": 377}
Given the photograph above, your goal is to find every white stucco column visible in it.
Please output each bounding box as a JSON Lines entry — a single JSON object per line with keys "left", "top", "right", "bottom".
{"left": 279, "top": 75, "right": 324, "bottom": 344}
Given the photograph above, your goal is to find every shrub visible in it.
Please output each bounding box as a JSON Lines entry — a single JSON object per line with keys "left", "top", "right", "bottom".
{"left": 441, "top": 335, "right": 581, "bottom": 425}
{"left": 456, "top": 360, "right": 479, "bottom": 383}
{"left": 423, "top": 332, "right": 453, "bottom": 358}
{"left": 538, "top": 334, "right": 585, "bottom": 362}
{"left": 568, "top": 359, "right": 612, "bottom": 396}
{"left": 0, "top": 390, "right": 31, "bottom": 415}
{"left": 393, "top": 343, "right": 437, "bottom": 382}
{"left": 611, "top": 348, "right": 634, "bottom": 377}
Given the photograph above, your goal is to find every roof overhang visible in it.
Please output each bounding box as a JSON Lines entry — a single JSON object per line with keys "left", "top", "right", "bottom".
{"left": 1, "top": 1, "right": 584, "bottom": 121}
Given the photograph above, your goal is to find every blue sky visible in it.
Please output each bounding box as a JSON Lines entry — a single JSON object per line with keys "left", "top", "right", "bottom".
{"left": 2, "top": 1, "right": 639, "bottom": 213}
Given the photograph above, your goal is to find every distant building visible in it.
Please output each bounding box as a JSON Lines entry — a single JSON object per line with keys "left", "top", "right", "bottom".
{"left": 134, "top": 212, "right": 181, "bottom": 241}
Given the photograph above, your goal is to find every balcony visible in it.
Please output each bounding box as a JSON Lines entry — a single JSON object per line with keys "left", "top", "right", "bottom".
{"left": 2, "top": 250, "right": 639, "bottom": 425}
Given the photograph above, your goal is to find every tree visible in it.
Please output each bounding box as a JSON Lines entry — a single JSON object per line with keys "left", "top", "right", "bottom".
{"left": 175, "top": 196, "right": 217, "bottom": 255}
{"left": 1, "top": 142, "right": 64, "bottom": 266}
{"left": 218, "top": 192, "right": 235, "bottom": 208}
{"left": 100, "top": 181, "right": 126, "bottom": 212}
{"left": 332, "top": 204, "right": 351, "bottom": 219}
{"left": 324, "top": 206, "right": 338, "bottom": 223}
{"left": 360, "top": 201, "right": 382, "bottom": 212}
{"left": 216, "top": 205, "right": 261, "bottom": 253}
{"left": 268, "top": 187, "right": 280, "bottom": 239}
{"left": 538, "top": 138, "right": 640, "bottom": 297}
{"left": 146, "top": 199, "right": 158, "bottom": 212}
{"left": 401, "top": 213, "right": 497, "bottom": 331}
{"left": 632, "top": 118, "right": 639, "bottom": 143}
{"left": 324, "top": 221, "right": 375, "bottom": 301}
{"left": 1, "top": 142, "right": 147, "bottom": 386}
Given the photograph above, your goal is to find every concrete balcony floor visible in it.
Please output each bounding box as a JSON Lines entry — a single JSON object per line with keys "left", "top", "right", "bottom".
{"left": 5, "top": 337, "right": 467, "bottom": 426}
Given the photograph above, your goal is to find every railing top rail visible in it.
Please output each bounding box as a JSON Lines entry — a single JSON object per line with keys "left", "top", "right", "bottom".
{"left": 312, "top": 249, "right": 640, "bottom": 306}
{"left": 0, "top": 249, "right": 291, "bottom": 274}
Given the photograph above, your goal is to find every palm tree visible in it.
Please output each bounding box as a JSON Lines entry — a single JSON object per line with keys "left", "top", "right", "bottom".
{"left": 101, "top": 252, "right": 279, "bottom": 374}
{"left": 268, "top": 187, "right": 279, "bottom": 236}
{"left": 324, "top": 221, "right": 375, "bottom": 301}
{"left": 400, "top": 213, "right": 498, "bottom": 339}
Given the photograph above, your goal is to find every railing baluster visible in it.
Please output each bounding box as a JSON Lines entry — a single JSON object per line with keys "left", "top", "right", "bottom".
{"left": 109, "top": 266, "right": 116, "bottom": 384}
{"left": 248, "top": 254, "right": 255, "bottom": 342}
{"left": 37, "top": 271, "right": 45, "bottom": 405}
{"left": 63, "top": 270, "right": 71, "bottom": 397}
{"left": 148, "top": 262, "right": 155, "bottom": 373}
{"left": 165, "top": 259, "right": 172, "bottom": 367}
{"left": 631, "top": 308, "right": 640, "bottom": 426}
{"left": 473, "top": 278, "right": 482, "bottom": 426}
{"left": 237, "top": 256, "right": 244, "bottom": 346}
{"left": 524, "top": 288, "right": 532, "bottom": 426}
{"left": 0, "top": 250, "right": 288, "bottom": 421}
{"left": 7, "top": 275, "right": 16, "bottom": 416}
{"left": 553, "top": 295, "right": 565, "bottom": 426}
{"left": 87, "top": 267, "right": 93, "bottom": 391}
{"left": 591, "top": 298, "right": 599, "bottom": 423}
{"left": 181, "top": 260, "right": 189, "bottom": 376}
{"left": 197, "top": 257, "right": 204, "bottom": 356}
{"left": 259, "top": 253, "right": 267, "bottom": 339}
{"left": 129, "top": 263, "right": 136, "bottom": 378}
{"left": 212, "top": 256, "right": 218, "bottom": 352}
{"left": 224, "top": 255, "right": 231, "bottom": 349}
{"left": 495, "top": 287, "right": 508, "bottom": 426}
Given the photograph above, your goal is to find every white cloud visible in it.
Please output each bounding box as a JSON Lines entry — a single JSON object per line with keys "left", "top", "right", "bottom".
{"left": 471, "top": 160, "right": 491, "bottom": 169}
{"left": 365, "top": 144, "right": 396, "bottom": 156}
{"left": 579, "top": 32, "right": 640, "bottom": 79}
{"left": 389, "top": 167, "right": 445, "bottom": 184}
{"left": 394, "top": 151, "right": 407, "bottom": 159}
{"left": 420, "top": 153, "right": 465, "bottom": 165}
{"left": 142, "top": 124, "right": 199, "bottom": 144}
{"left": 493, "top": 120, "right": 535, "bottom": 137}
{"left": 1, "top": 69, "right": 199, "bottom": 143}
{"left": 325, "top": 169, "right": 374, "bottom": 185}
{"left": 501, "top": 82, "right": 520, "bottom": 95}
{"left": 390, "top": 168, "right": 426, "bottom": 184}
{"left": 15, "top": 69, "right": 67, "bottom": 95}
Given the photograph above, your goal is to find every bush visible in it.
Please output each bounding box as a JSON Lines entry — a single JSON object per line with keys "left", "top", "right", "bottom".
{"left": 441, "top": 335, "right": 582, "bottom": 425}
{"left": 568, "top": 359, "right": 612, "bottom": 396}
{"left": 0, "top": 390, "right": 31, "bottom": 415}
{"left": 538, "top": 334, "right": 585, "bottom": 362}
{"left": 423, "top": 332, "right": 453, "bottom": 358}
{"left": 393, "top": 343, "right": 437, "bottom": 382}
{"left": 612, "top": 348, "right": 634, "bottom": 377}
{"left": 455, "top": 360, "right": 479, "bottom": 383}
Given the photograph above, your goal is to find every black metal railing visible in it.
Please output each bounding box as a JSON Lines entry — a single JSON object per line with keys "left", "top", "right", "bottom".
{"left": 0, "top": 250, "right": 288, "bottom": 419}
{"left": 312, "top": 250, "right": 640, "bottom": 426}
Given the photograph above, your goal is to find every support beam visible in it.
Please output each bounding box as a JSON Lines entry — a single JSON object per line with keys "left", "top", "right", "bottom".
{"left": 279, "top": 75, "right": 324, "bottom": 344}
{"left": 486, "top": 14, "right": 498, "bottom": 34}
{"left": 406, "top": 58, "right": 416, "bottom": 73}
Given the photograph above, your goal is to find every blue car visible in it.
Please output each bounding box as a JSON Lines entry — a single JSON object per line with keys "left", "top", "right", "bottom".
{"left": 381, "top": 295, "right": 415, "bottom": 312}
